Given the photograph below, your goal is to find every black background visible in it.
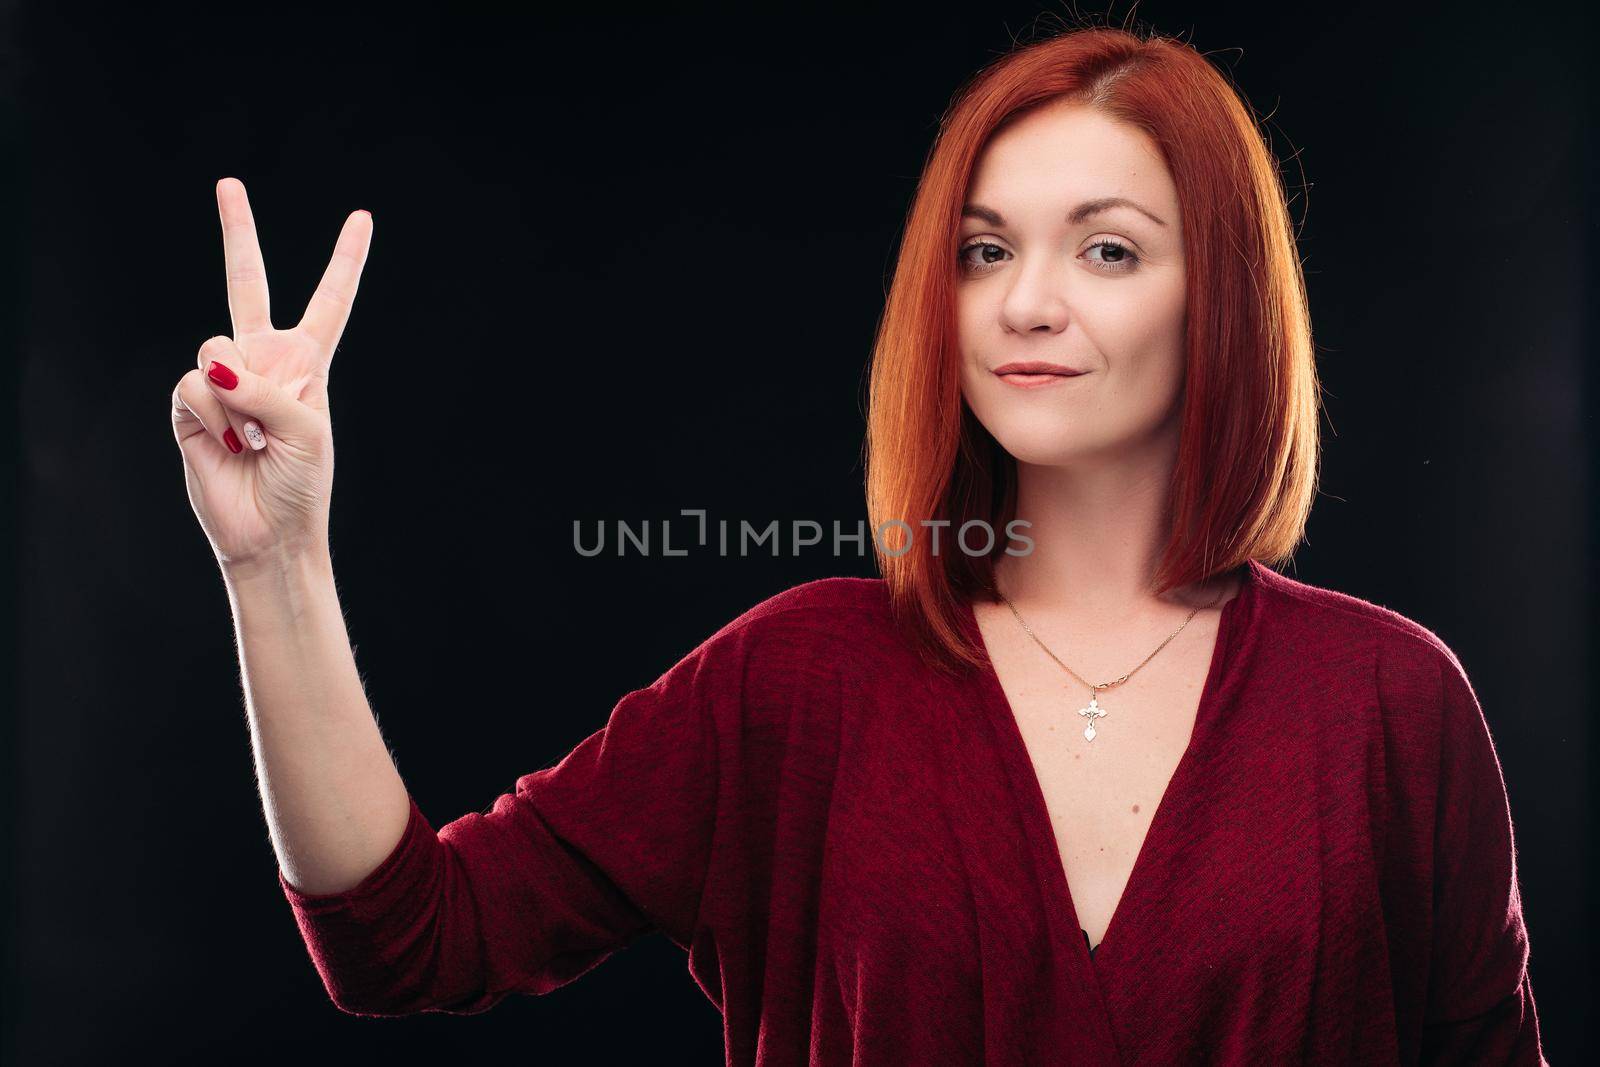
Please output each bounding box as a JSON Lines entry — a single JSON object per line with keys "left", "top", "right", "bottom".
{"left": 5, "top": 0, "right": 1594, "bottom": 1062}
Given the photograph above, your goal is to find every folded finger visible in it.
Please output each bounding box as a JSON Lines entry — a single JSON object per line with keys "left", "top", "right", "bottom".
{"left": 173, "top": 367, "right": 248, "bottom": 455}
{"left": 196, "top": 335, "right": 264, "bottom": 453}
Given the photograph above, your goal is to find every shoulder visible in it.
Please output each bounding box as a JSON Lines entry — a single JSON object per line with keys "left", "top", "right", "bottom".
{"left": 720, "top": 575, "right": 894, "bottom": 631}
{"left": 1252, "top": 562, "right": 1469, "bottom": 685}
{"left": 660, "top": 576, "right": 903, "bottom": 687}
{"left": 631, "top": 576, "right": 912, "bottom": 738}
{"left": 1250, "top": 564, "right": 1484, "bottom": 749}
{"left": 695, "top": 575, "right": 899, "bottom": 656}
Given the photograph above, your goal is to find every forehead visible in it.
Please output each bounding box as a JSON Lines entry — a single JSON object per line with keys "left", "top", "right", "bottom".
{"left": 966, "top": 102, "right": 1177, "bottom": 217}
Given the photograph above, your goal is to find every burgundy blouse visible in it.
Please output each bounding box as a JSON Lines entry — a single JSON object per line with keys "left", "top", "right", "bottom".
{"left": 279, "top": 559, "right": 1546, "bottom": 1064}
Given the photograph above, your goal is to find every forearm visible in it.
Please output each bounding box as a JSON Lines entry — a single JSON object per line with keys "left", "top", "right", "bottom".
{"left": 224, "top": 548, "right": 411, "bottom": 896}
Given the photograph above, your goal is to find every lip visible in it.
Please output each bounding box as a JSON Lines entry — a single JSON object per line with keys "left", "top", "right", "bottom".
{"left": 992, "top": 361, "right": 1089, "bottom": 388}
{"left": 993, "top": 361, "right": 1088, "bottom": 376}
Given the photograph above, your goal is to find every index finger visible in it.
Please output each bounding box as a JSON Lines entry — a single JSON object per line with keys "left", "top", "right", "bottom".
{"left": 216, "top": 177, "right": 273, "bottom": 335}
{"left": 297, "top": 209, "right": 374, "bottom": 360}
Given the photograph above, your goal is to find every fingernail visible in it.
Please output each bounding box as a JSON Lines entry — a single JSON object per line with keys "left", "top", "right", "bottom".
{"left": 223, "top": 427, "right": 243, "bottom": 454}
{"left": 243, "top": 421, "right": 266, "bottom": 451}
{"left": 207, "top": 360, "right": 239, "bottom": 390}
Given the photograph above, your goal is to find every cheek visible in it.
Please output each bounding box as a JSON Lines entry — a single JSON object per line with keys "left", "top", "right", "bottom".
{"left": 955, "top": 290, "right": 984, "bottom": 353}
{"left": 955, "top": 292, "right": 990, "bottom": 388}
{"left": 1094, "top": 282, "right": 1185, "bottom": 369}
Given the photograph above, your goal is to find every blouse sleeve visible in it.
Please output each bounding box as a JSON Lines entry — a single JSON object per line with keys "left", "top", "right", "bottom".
{"left": 277, "top": 626, "right": 735, "bottom": 1017}
{"left": 1419, "top": 649, "right": 1547, "bottom": 1064}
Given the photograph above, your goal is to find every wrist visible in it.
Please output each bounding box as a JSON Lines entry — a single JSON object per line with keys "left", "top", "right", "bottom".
{"left": 220, "top": 543, "right": 334, "bottom": 589}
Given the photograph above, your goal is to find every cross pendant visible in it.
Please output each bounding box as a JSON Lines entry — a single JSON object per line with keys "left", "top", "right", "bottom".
{"left": 1077, "top": 695, "right": 1108, "bottom": 741}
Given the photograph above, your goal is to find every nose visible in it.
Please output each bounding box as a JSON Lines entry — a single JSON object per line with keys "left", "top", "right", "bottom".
{"left": 998, "top": 255, "right": 1070, "bottom": 335}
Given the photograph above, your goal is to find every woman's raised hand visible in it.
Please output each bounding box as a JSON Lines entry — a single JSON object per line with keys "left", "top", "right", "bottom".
{"left": 171, "top": 178, "right": 373, "bottom": 577}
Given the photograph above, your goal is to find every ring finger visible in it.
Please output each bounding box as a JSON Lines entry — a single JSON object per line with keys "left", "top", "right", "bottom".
{"left": 195, "top": 335, "right": 263, "bottom": 453}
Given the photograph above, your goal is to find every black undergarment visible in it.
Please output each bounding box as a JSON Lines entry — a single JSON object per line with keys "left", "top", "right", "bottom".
{"left": 1082, "top": 929, "right": 1098, "bottom": 959}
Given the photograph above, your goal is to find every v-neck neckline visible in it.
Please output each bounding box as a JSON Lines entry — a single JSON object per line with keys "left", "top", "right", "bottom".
{"left": 957, "top": 559, "right": 1261, "bottom": 982}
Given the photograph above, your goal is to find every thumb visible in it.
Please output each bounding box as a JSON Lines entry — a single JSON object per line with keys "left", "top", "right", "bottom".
{"left": 199, "top": 336, "right": 325, "bottom": 443}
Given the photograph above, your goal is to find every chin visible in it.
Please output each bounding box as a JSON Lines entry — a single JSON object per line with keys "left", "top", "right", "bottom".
{"left": 982, "top": 424, "right": 1094, "bottom": 467}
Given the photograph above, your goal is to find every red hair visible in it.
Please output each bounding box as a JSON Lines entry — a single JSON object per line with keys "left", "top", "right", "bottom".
{"left": 863, "top": 23, "right": 1321, "bottom": 675}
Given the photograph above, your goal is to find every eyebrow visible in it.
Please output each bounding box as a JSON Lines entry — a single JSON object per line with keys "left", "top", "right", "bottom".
{"left": 960, "top": 196, "right": 1168, "bottom": 228}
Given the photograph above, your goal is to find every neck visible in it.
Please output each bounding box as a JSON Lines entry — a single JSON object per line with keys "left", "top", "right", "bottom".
{"left": 993, "top": 436, "right": 1229, "bottom": 628}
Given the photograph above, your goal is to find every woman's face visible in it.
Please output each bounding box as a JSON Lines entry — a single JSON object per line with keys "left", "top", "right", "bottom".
{"left": 956, "top": 101, "right": 1187, "bottom": 468}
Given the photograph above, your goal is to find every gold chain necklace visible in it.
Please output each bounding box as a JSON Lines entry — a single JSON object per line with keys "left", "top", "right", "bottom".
{"left": 998, "top": 580, "right": 1227, "bottom": 743}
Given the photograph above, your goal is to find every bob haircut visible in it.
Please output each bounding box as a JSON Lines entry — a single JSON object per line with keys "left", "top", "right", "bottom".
{"left": 864, "top": 24, "right": 1321, "bottom": 676}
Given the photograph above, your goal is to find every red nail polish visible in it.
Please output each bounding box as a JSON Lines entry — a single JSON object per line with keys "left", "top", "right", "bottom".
{"left": 224, "top": 427, "right": 243, "bottom": 454}
{"left": 208, "top": 361, "right": 239, "bottom": 389}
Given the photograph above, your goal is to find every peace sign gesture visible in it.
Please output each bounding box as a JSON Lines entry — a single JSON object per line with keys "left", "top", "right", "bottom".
{"left": 171, "top": 178, "right": 374, "bottom": 579}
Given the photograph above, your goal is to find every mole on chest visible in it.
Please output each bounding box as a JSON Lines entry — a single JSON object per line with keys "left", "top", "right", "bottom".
{"left": 981, "top": 611, "right": 1222, "bottom": 947}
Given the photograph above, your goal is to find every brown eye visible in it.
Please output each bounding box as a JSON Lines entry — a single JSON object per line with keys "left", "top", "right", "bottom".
{"left": 957, "top": 240, "right": 1009, "bottom": 274}
{"left": 1083, "top": 238, "right": 1139, "bottom": 273}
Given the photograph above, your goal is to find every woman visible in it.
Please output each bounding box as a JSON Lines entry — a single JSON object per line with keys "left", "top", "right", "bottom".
{"left": 170, "top": 25, "right": 1545, "bottom": 1066}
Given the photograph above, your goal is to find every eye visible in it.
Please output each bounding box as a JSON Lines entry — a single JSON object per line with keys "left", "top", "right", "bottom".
{"left": 956, "top": 236, "right": 1142, "bottom": 276}
{"left": 1083, "top": 237, "right": 1139, "bottom": 273}
{"left": 957, "top": 239, "right": 1010, "bottom": 274}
